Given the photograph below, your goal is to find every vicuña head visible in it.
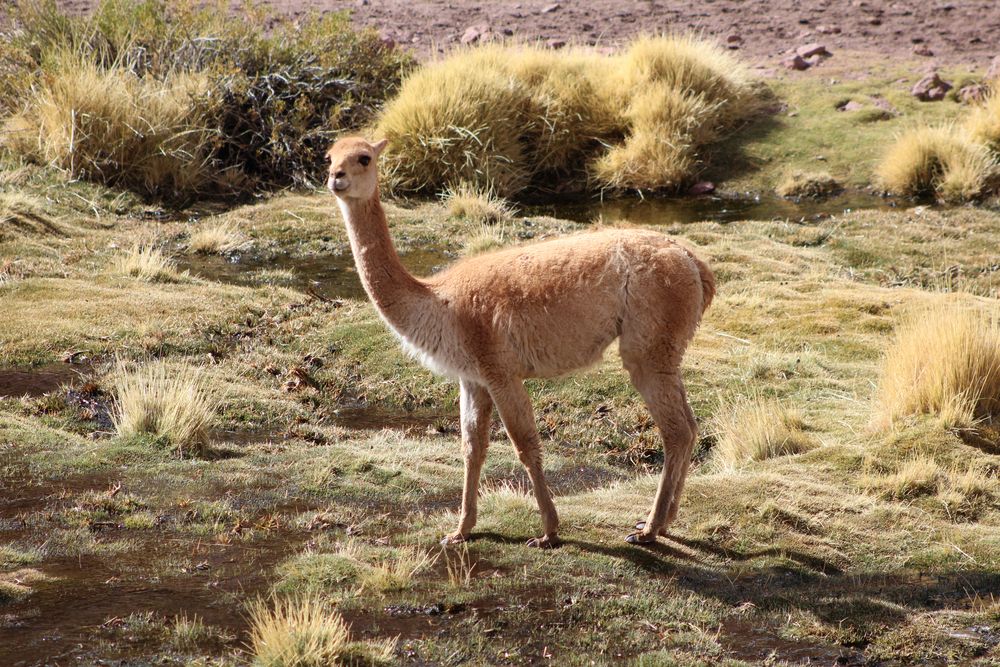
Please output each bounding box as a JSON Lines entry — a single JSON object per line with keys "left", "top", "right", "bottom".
{"left": 326, "top": 135, "right": 715, "bottom": 550}
{"left": 327, "top": 137, "right": 387, "bottom": 200}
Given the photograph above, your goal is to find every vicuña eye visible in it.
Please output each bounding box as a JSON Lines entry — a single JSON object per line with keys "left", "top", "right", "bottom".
{"left": 358, "top": 155, "right": 371, "bottom": 167}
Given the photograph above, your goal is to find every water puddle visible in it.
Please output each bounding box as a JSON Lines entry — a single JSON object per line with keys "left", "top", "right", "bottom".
{"left": 177, "top": 248, "right": 449, "bottom": 300}
{"left": 527, "top": 190, "right": 896, "bottom": 225}
{"left": 0, "top": 363, "right": 92, "bottom": 399}
{"left": 0, "top": 534, "right": 299, "bottom": 665}
{"left": 329, "top": 406, "right": 457, "bottom": 433}
{"left": 720, "top": 618, "right": 864, "bottom": 665}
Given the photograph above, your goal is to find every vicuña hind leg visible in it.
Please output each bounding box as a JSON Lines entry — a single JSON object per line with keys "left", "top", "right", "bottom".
{"left": 623, "top": 365, "right": 697, "bottom": 545}
{"left": 488, "top": 379, "right": 560, "bottom": 548}
{"left": 442, "top": 379, "right": 493, "bottom": 545}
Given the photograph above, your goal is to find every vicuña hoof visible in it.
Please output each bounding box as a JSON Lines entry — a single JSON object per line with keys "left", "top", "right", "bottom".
{"left": 625, "top": 530, "right": 660, "bottom": 545}
{"left": 633, "top": 520, "right": 669, "bottom": 537}
{"left": 440, "top": 532, "right": 469, "bottom": 546}
{"left": 526, "top": 534, "right": 560, "bottom": 549}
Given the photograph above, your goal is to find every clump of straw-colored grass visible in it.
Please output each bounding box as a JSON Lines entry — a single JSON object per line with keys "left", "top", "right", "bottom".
{"left": 111, "top": 360, "right": 216, "bottom": 456}
{"left": 966, "top": 92, "right": 1000, "bottom": 152}
{"left": 865, "top": 456, "right": 941, "bottom": 500}
{"left": 376, "top": 35, "right": 755, "bottom": 196}
{"left": 711, "top": 396, "right": 815, "bottom": 470}
{"left": 187, "top": 221, "right": 248, "bottom": 255}
{"left": 2, "top": 54, "right": 219, "bottom": 199}
{"left": 443, "top": 182, "right": 515, "bottom": 225}
{"left": 775, "top": 171, "right": 842, "bottom": 198}
{"left": 111, "top": 244, "right": 182, "bottom": 282}
{"left": 248, "top": 595, "right": 394, "bottom": 667}
{"left": 874, "top": 305, "right": 1000, "bottom": 429}
{"left": 876, "top": 126, "right": 997, "bottom": 202}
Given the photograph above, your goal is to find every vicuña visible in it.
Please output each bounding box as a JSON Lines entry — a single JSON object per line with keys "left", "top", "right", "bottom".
{"left": 327, "top": 137, "right": 715, "bottom": 547}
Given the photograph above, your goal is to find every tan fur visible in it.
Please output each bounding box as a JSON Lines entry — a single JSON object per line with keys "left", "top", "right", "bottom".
{"left": 327, "top": 137, "right": 714, "bottom": 547}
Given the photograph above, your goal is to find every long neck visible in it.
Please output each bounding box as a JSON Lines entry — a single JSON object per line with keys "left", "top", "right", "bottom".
{"left": 337, "top": 188, "right": 432, "bottom": 332}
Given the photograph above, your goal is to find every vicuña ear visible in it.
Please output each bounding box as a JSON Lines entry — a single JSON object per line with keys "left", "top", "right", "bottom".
{"left": 370, "top": 138, "right": 388, "bottom": 156}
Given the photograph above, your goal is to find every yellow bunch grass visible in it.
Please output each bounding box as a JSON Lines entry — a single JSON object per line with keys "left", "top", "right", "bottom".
{"left": 875, "top": 305, "right": 1000, "bottom": 428}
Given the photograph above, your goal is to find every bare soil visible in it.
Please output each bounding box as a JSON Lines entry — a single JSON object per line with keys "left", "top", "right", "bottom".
{"left": 53, "top": 0, "right": 1000, "bottom": 68}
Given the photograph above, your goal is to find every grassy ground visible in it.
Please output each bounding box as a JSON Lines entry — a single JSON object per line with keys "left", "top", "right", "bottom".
{"left": 3, "top": 114, "right": 1000, "bottom": 664}
{"left": 705, "top": 55, "right": 985, "bottom": 195}
{"left": 2, "top": 36, "right": 1000, "bottom": 663}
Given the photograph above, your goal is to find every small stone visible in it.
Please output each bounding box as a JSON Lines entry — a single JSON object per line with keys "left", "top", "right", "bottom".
{"left": 911, "top": 71, "right": 953, "bottom": 101}
{"left": 958, "top": 84, "right": 987, "bottom": 104}
{"left": 783, "top": 54, "right": 811, "bottom": 71}
{"left": 541, "top": 3, "right": 560, "bottom": 13}
{"left": 688, "top": 181, "right": 715, "bottom": 196}
{"left": 796, "top": 42, "right": 830, "bottom": 58}
{"left": 816, "top": 24, "right": 841, "bottom": 34}
{"left": 460, "top": 24, "right": 489, "bottom": 45}
{"left": 913, "top": 44, "right": 934, "bottom": 57}
{"left": 838, "top": 100, "right": 866, "bottom": 111}
{"left": 726, "top": 34, "right": 743, "bottom": 44}
{"left": 546, "top": 38, "right": 566, "bottom": 49}
{"left": 870, "top": 95, "right": 898, "bottom": 114}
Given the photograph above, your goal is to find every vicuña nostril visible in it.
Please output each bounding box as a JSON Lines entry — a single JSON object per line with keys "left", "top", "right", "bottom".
{"left": 335, "top": 171, "right": 346, "bottom": 179}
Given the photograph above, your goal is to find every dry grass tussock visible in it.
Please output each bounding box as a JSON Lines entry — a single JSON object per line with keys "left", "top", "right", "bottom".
{"left": 248, "top": 594, "right": 395, "bottom": 667}
{"left": 3, "top": 54, "right": 223, "bottom": 199}
{"left": 111, "top": 244, "right": 184, "bottom": 282}
{"left": 111, "top": 359, "right": 216, "bottom": 456}
{"left": 874, "top": 305, "right": 1000, "bottom": 429}
{"left": 187, "top": 221, "right": 248, "bottom": 255}
{"left": 775, "top": 171, "right": 842, "bottom": 198}
{"left": 864, "top": 457, "right": 996, "bottom": 512}
{"left": 710, "top": 395, "right": 816, "bottom": 470}
{"left": 376, "top": 35, "right": 756, "bottom": 196}
{"left": 878, "top": 92, "right": 1000, "bottom": 202}
{"left": 443, "top": 182, "right": 514, "bottom": 225}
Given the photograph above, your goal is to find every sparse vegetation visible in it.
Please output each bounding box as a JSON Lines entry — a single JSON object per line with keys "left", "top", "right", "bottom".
{"left": 110, "top": 359, "right": 217, "bottom": 455}
{"left": 710, "top": 395, "right": 816, "bottom": 469}
{"left": 376, "top": 36, "right": 757, "bottom": 196}
{"left": 875, "top": 304, "right": 1000, "bottom": 428}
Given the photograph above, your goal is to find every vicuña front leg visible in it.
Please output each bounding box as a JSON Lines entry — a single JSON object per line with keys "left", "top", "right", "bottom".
{"left": 488, "top": 379, "right": 560, "bottom": 548}
{"left": 442, "top": 380, "right": 493, "bottom": 545}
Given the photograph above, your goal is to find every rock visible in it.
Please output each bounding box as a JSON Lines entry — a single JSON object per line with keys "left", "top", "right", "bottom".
{"left": 688, "top": 181, "right": 715, "bottom": 196}
{"left": 546, "top": 38, "right": 566, "bottom": 49}
{"left": 816, "top": 25, "right": 841, "bottom": 34}
{"left": 783, "top": 54, "right": 811, "bottom": 71}
{"left": 913, "top": 44, "right": 934, "bottom": 57}
{"left": 796, "top": 43, "right": 830, "bottom": 58}
{"left": 838, "top": 100, "right": 866, "bottom": 111}
{"left": 460, "top": 24, "right": 489, "bottom": 45}
{"left": 911, "top": 71, "right": 953, "bottom": 101}
{"left": 870, "top": 95, "right": 899, "bottom": 114}
{"left": 726, "top": 34, "right": 742, "bottom": 49}
{"left": 958, "top": 84, "right": 987, "bottom": 104}
{"left": 986, "top": 55, "right": 1000, "bottom": 83}
{"left": 541, "top": 3, "right": 560, "bottom": 13}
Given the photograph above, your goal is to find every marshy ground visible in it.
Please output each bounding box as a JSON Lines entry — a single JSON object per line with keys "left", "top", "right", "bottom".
{"left": 3, "top": 2, "right": 1000, "bottom": 666}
